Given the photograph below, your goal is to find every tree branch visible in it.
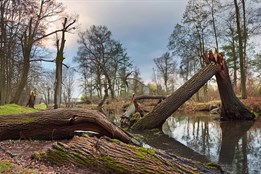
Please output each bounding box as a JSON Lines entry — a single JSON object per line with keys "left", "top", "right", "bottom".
{"left": 30, "top": 59, "right": 70, "bottom": 68}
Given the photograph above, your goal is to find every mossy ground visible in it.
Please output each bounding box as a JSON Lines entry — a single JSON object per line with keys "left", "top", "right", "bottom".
{"left": 0, "top": 103, "right": 46, "bottom": 115}
{"left": 0, "top": 160, "right": 38, "bottom": 173}
{"left": 0, "top": 161, "right": 13, "bottom": 173}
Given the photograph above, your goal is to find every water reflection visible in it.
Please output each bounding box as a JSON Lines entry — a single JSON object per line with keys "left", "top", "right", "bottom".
{"left": 162, "top": 113, "right": 261, "bottom": 174}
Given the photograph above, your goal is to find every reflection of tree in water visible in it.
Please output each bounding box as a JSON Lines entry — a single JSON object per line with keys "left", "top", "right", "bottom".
{"left": 165, "top": 115, "right": 261, "bottom": 173}
{"left": 174, "top": 115, "right": 222, "bottom": 161}
{"left": 218, "top": 120, "right": 254, "bottom": 173}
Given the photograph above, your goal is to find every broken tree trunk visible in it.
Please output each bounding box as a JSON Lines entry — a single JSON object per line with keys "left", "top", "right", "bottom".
{"left": 131, "top": 64, "right": 219, "bottom": 130}
{"left": 215, "top": 60, "right": 255, "bottom": 120}
{"left": 0, "top": 108, "right": 131, "bottom": 143}
{"left": 41, "top": 135, "right": 223, "bottom": 174}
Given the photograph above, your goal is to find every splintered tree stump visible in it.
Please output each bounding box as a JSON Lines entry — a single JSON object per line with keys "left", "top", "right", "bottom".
{"left": 215, "top": 61, "right": 255, "bottom": 120}
{"left": 0, "top": 108, "right": 131, "bottom": 143}
{"left": 131, "top": 51, "right": 255, "bottom": 130}
{"left": 131, "top": 64, "right": 219, "bottom": 130}
{"left": 41, "top": 135, "right": 223, "bottom": 174}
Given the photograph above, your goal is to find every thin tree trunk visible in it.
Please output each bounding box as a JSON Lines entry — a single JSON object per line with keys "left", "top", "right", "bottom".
{"left": 232, "top": 34, "right": 237, "bottom": 91}
{"left": 54, "top": 56, "right": 62, "bottom": 109}
{"left": 234, "top": 0, "right": 247, "bottom": 99}
{"left": 54, "top": 18, "right": 68, "bottom": 109}
{"left": 211, "top": 0, "right": 219, "bottom": 51}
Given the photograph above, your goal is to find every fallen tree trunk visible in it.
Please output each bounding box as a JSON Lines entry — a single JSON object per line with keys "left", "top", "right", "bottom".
{"left": 0, "top": 108, "right": 131, "bottom": 143}
{"left": 134, "top": 95, "right": 167, "bottom": 101}
{"left": 40, "top": 135, "right": 223, "bottom": 174}
{"left": 131, "top": 64, "right": 219, "bottom": 130}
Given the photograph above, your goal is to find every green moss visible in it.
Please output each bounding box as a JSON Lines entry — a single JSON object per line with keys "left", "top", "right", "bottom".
{"left": 205, "top": 162, "right": 221, "bottom": 170}
{"left": 0, "top": 161, "right": 13, "bottom": 173}
{"left": 45, "top": 144, "right": 69, "bottom": 164}
{"left": 20, "top": 168, "right": 39, "bottom": 174}
{"left": 111, "top": 139, "right": 121, "bottom": 144}
{"left": 134, "top": 146, "right": 155, "bottom": 159}
{"left": 70, "top": 152, "right": 95, "bottom": 166}
{"left": 34, "top": 103, "right": 47, "bottom": 110}
{"left": 251, "top": 110, "right": 259, "bottom": 118}
{"left": 125, "top": 144, "right": 155, "bottom": 159}
{"left": 99, "top": 156, "right": 127, "bottom": 173}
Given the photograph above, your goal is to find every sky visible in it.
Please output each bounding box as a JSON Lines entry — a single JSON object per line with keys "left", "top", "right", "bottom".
{"left": 55, "top": 0, "right": 189, "bottom": 83}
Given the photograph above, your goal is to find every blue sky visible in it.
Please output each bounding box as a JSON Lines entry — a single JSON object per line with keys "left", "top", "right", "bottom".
{"left": 54, "top": 0, "right": 188, "bottom": 83}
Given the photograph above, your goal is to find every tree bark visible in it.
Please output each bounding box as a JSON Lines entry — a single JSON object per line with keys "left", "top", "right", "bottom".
{"left": 215, "top": 60, "right": 254, "bottom": 120}
{"left": 41, "top": 135, "right": 223, "bottom": 174}
{"left": 234, "top": 0, "right": 247, "bottom": 99}
{"left": 131, "top": 64, "right": 219, "bottom": 130}
{"left": 0, "top": 108, "right": 131, "bottom": 143}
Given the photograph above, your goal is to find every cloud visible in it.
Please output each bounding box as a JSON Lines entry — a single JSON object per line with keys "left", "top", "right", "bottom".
{"left": 56, "top": 0, "right": 188, "bottom": 83}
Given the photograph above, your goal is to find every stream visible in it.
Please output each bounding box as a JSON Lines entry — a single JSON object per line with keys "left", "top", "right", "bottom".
{"left": 134, "top": 112, "right": 261, "bottom": 174}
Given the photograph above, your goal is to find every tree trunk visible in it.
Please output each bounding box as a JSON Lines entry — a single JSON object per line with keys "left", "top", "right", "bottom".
{"left": 54, "top": 18, "right": 68, "bottom": 109}
{"left": 234, "top": 0, "right": 247, "bottom": 99}
{"left": 0, "top": 108, "right": 131, "bottom": 143}
{"left": 232, "top": 34, "right": 237, "bottom": 92}
{"left": 54, "top": 56, "right": 62, "bottom": 109}
{"left": 215, "top": 60, "right": 254, "bottom": 120}
{"left": 12, "top": 48, "right": 31, "bottom": 104}
{"left": 131, "top": 64, "right": 219, "bottom": 130}
{"left": 41, "top": 135, "right": 223, "bottom": 174}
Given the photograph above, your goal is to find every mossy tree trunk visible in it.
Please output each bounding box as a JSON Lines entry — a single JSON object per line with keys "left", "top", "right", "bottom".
{"left": 41, "top": 135, "right": 223, "bottom": 174}
{"left": 0, "top": 108, "right": 131, "bottom": 143}
{"left": 131, "top": 64, "right": 219, "bottom": 130}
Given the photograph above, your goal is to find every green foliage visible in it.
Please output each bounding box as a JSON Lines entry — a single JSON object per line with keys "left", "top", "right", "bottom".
{"left": 0, "top": 161, "right": 13, "bottom": 173}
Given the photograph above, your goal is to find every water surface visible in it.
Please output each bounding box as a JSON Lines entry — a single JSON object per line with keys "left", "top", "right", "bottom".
{"left": 161, "top": 113, "right": 261, "bottom": 174}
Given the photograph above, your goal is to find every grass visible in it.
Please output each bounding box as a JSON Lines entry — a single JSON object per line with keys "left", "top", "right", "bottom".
{"left": 0, "top": 103, "right": 47, "bottom": 115}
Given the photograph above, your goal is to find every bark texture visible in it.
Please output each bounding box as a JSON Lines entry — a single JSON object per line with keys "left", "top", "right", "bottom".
{"left": 131, "top": 64, "right": 219, "bottom": 130}
{"left": 0, "top": 108, "right": 131, "bottom": 143}
{"left": 41, "top": 135, "right": 223, "bottom": 174}
{"left": 215, "top": 61, "right": 254, "bottom": 120}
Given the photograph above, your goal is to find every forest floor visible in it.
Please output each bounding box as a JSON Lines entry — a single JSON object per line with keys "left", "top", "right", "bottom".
{"left": 0, "top": 140, "right": 100, "bottom": 174}
{"left": 0, "top": 96, "right": 260, "bottom": 173}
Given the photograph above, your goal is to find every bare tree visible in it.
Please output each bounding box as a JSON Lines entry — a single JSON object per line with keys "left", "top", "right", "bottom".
{"left": 76, "top": 25, "right": 132, "bottom": 99}
{"left": 153, "top": 52, "right": 177, "bottom": 93}
{"left": 53, "top": 17, "right": 76, "bottom": 109}
{"left": 11, "top": 0, "right": 65, "bottom": 104}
